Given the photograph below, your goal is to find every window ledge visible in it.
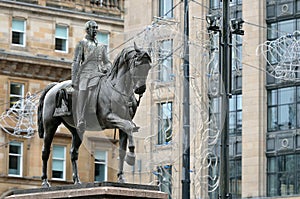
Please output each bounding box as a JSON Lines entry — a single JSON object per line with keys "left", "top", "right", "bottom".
{"left": 155, "top": 142, "right": 173, "bottom": 150}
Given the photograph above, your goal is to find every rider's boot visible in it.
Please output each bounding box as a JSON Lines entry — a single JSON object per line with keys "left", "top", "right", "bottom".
{"left": 76, "top": 90, "right": 88, "bottom": 132}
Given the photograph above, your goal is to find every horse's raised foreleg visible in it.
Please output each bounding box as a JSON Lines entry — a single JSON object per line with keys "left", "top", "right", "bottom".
{"left": 118, "top": 129, "right": 127, "bottom": 183}
{"left": 106, "top": 114, "right": 136, "bottom": 179}
{"left": 41, "top": 121, "right": 59, "bottom": 188}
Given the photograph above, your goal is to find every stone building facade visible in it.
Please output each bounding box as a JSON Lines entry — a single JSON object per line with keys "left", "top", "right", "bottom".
{"left": 0, "top": 0, "right": 125, "bottom": 197}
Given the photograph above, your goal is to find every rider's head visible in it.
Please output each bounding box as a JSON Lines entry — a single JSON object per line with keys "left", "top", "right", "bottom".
{"left": 85, "top": 20, "right": 98, "bottom": 39}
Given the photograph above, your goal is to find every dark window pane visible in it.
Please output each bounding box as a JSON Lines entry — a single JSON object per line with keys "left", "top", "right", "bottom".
{"left": 52, "top": 170, "right": 63, "bottom": 179}
{"left": 55, "top": 38, "right": 66, "bottom": 51}
{"left": 94, "top": 163, "right": 105, "bottom": 182}
{"left": 268, "top": 107, "right": 278, "bottom": 131}
{"left": 268, "top": 174, "right": 278, "bottom": 196}
{"left": 12, "top": 32, "right": 24, "bottom": 45}
{"left": 268, "top": 157, "right": 276, "bottom": 172}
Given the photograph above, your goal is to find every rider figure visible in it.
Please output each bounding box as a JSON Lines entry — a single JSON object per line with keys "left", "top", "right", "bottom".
{"left": 72, "top": 20, "right": 111, "bottom": 132}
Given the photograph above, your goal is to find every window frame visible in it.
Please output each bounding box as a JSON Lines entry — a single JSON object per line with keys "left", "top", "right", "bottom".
{"left": 11, "top": 18, "right": 26, "bottom": 47}
{"left": 8, "top": 141, "right": 23, "bottom": 177}
{"left": 94, "top": 150, "right": 108, "bottom": 182}
{"left": 159, "top": 0, "right": 173, "bottom": 18}
{"left": 157, "top": 165, "right": 172, "bottom": 199}
{"left": 9, "top": 81, "right": 25, "bottom": 109}
{"left": 157, "top": 102, "right": 173, "bottom": 145}
{"left": 158, "top": 39, "right": 173, "bottom": 82}
{"left": 51, "top": 145, "right": 66, "bottom": 181}
{"left": 55, "top": 25, "right": 68, "bottom": 53}
{"left": 267, "top": 153, "right": 300, "bottom": 196}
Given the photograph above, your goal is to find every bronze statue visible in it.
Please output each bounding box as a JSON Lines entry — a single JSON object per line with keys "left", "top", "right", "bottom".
{"left": 38, "top": 41, "right": 151, "bottom": 187}
{"left": 72, "top": 20, "right": 111, "bottom": 132}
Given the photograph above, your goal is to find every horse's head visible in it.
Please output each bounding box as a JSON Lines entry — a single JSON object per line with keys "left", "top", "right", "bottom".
{"left": 130, "top": 43, "right": 152, "bottom": 95}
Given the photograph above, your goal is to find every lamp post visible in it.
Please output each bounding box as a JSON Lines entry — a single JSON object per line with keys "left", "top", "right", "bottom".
{"left": 219, "top": 0, "right": 230, "bottom": 198}
{"left": 206, "top": 1, "right": 244, "bottom": 198}
{"left": 182, "top": 0, "right": 190, "bottom": 198}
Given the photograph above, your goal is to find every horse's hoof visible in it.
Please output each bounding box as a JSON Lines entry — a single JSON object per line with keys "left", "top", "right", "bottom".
{"left": 73, "top": 175, "right": 81, "bottom": 185}
{"left": 125, "top": 152, "right": 135, "bottom": 166}
{"left": 41, "top": 180, "right": 51, "bottom": 188}
{"left": 118, "top": 174, "right": 126, "bottom": 183}
{"left": 74, "top": 181, "right": 82, "bottom": 185}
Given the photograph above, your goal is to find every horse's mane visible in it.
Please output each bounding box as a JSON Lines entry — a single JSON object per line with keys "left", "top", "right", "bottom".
{"left": 109, "top": 47, "right": 136, "bottom": 80}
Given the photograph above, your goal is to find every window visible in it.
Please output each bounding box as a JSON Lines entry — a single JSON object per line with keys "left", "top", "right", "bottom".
{"left": 8, "top": 141, "right": 23, "bottom": 176}
{"left": 267, "top": 87, "right": 298, "bottom": 131}
{"left": 229, "top": 159, "right": 242, "bottom": 198}
{"left": 55, "top": 25, "right": 68, "bottom": 52}
{"left": 94, "top": 150, "right": 107, "bottom": 182}
{"left": 159, "top": 0, "right": 173, "bottom": 18}
{"left": 158, "top": 102, "right": 172, "bottom": 145}
{"left": 10, "top": 82, "right": 25, "bottom": 108}
{"left": 157, "top": 165, "right": 172, "bottom": 199}
{"left": 158, "top": 39, "right": 173, "bottom": 82}
{"left": 229, "top": 94, "right": 242, "bottom": 135}
{"left": 52, "top": 145, "right": 66, "bottom": 180}
{"left": 96, "top": 32, "right": 109, "bottom": 49}
{"left": 267, "top": 154, "right": 300, "bottom": 196}
{"left": 12, "top": 19, "right": 25, "bottom": 46}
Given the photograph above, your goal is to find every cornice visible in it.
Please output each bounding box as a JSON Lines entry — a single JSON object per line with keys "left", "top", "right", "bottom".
{"left": 0, "top": 0, "right": 124, "bottom": 27}
{"left": 0, "top": 51, "right": 71, "bottom": 81}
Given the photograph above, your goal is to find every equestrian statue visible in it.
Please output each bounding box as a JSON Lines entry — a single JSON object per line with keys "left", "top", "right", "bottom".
{"left": 37, "top": 20, "right": 152, "bottom": 187}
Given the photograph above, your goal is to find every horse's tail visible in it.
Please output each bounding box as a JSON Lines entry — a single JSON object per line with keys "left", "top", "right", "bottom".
{"left": 38, "top": 82, "right": 57, "bottom": 139}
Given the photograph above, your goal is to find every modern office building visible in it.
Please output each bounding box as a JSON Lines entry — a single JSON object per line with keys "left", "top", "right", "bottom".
{"left": 123, "top": 0, "right": 300, "bottom": 198}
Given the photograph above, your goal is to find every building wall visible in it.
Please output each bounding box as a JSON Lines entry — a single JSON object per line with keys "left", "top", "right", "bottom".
{"left": 0, "top": 0, "right": 125, "bottom": 197}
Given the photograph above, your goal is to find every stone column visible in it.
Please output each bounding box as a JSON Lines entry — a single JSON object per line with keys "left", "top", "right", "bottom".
{"left": 242, "top": 0, "right": 267, "bottom": 198}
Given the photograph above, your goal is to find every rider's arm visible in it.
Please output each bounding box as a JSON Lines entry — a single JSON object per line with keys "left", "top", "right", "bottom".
{"left": 71, "top": 41, "right": 83, "bottom": 86}
{"left": 101, "top": 45, "right": 112, "bottom": 73}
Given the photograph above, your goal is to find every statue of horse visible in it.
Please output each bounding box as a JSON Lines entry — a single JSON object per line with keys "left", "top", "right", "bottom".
{"left": 37, "top": 44, "right": 152, "bottom": 187}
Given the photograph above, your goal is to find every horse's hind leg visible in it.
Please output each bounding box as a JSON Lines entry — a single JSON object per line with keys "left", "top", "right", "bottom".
{"left": 63, "top": 122, "right": 82, "bottom": 185}
{"left": 41, "top": 119, "right": 60, "bottom": 187}
{"left": 118, "top": 129, "right": 128, "bottom": 183}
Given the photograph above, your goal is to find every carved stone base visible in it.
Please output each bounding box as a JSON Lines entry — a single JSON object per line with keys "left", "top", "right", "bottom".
{"left": 5, "top": 182, "right": 168, "bottom": 199}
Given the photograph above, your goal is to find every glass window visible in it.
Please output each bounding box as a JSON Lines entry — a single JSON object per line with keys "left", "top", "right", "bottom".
{"left": 158, "top": 102, "right": 172, "bottom": 145}
{"left": 267, "top": 154, "right": 300, "bottom": 196}
{"left": 229, "top": 159, "right": 242, "bottom": 198}
{"left": 157, "top": 165, "right": 172, "bottom": 199}
{"left": 55, "top": 25, "right": 68, "bottom": 52}
{"left": 52, "top": 145, "right": 66, "bottom": 180}
{"left": 158, "top": 39, "right": 173, "bottom": 82}
{"left": 268, "top": 87, "right": 298, "bottom": 131}
{"left": 12, "top": 19, "right": 25, "bottom": 46}
{"left": 96, "top": 32, "right": 109, "bottom": 50}
{"left": 10, "top": 82, "right": 24, "bottom": 108}
{"left": 159, "top": 0, "right": 173, "bottom": 18}
{"left": 94, "top": 150, "right": 107, "bottom": 182}
{"left": 229, "top": 94, "right": 242, "bottom": 135}
{"left": 8, "top": 141, "right": 23, "bottom": 176}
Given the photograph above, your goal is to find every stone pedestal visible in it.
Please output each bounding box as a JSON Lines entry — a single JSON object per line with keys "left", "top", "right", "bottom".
{"left": 5, "top": 182, "right": 168, "bottom": 199}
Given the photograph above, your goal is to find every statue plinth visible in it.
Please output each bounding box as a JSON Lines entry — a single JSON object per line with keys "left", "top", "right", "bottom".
{"left": 5, "top": 182, "right": 168, "bottom": 199}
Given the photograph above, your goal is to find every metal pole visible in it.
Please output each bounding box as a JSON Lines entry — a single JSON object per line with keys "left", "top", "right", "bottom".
{"left": 182, "top": 0, "right": 190, "bottom": 198}
{"left": 219, "top": 0, "right": 231, "bottom": 198}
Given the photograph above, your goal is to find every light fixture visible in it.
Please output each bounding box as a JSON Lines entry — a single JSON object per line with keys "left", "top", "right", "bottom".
{"left": 206, "top": 13, "right": 221, "bottom": 32}
{"left": 231, "top": 18, "right": 244, "bottom": 35}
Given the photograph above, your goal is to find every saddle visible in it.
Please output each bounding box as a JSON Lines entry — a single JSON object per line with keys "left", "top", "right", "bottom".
{"left": 53, "top": 75, "right": 104, "bottom": 118}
